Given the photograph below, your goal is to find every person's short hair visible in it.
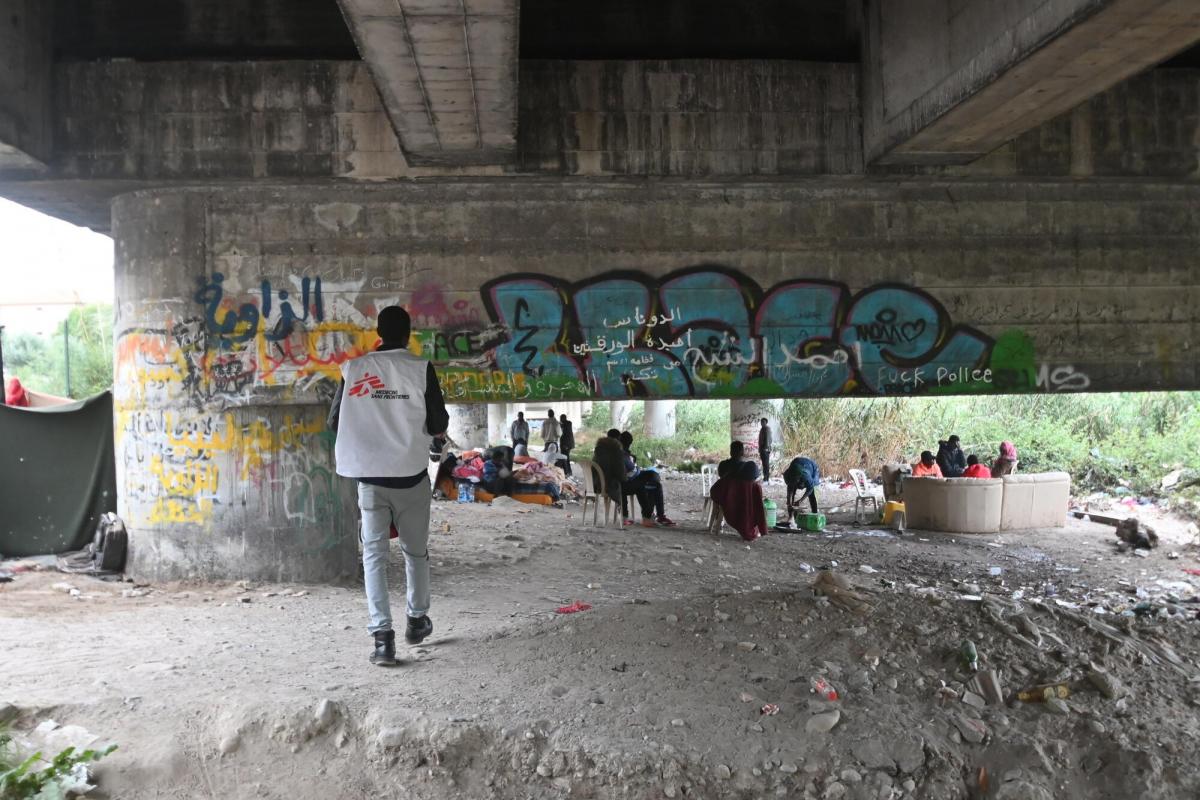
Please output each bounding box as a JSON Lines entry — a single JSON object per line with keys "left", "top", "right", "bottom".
{"left": 547, "top": 409, "right": 555, "bottom": 416}
{"left": 737, "top": 460, "right": 759, "bottom": 481}
{"left": 730, "top": 441, "right": 744, "bottom": 458}
{"left": 517, "top": 411, "right": 525, "bottom": 418}
{"left": 619, "top": 431, "right": 633, "bottom": 448}
{"left": 967, "top": 454, "right": 979, "bottom": 465}
{"left": 560, "top": 413, "right": 568, "bottom": 421}
{"left": 920, "top": 450, "right": 935, "bottom": 463}
{"left": 376, "top": 306, "right": 411, "bottom": 344}
{"left": 607, "top": 428, "right": 621, "bottom": 438}
{"left": 949, "top": 435, "right": 960, "bottom": 444}
{"left": 761, "top": 418, "right": 769, "bottom": 425}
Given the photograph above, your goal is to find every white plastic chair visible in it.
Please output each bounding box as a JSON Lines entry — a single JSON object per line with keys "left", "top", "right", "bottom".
{"left": 848, "top": 468, "right": 880, "bottom": 523}
{"left": 576, "top": 458, "right": 619, "bottom": 527}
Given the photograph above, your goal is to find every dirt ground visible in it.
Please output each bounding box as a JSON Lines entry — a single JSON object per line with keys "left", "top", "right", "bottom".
{"left": 3, "top": 475, "right": 1200, "bottom": 800}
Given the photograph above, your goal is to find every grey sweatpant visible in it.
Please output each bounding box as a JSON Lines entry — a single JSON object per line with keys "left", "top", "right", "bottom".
{"left": 357, "top": 481, "right": 431, "bottom": 634}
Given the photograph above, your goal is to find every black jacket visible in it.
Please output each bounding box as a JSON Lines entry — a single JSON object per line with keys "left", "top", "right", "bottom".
{"left": 936, "top": 442, "right": 966, "bottom": 478}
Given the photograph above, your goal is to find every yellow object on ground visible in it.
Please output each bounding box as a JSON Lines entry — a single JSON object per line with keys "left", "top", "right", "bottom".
{"left": 882, "top": 501, "right": 905, "bottom": 525}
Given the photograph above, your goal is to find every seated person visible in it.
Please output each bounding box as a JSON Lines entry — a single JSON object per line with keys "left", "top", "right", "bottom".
{"left": 620, "top": 430, "right": 676, "bottom": 527}
{"left": 991, "top": 441, "right": 1019, "bottom": 477}
{"left": 482, "top": 450, "right": 515, "bottom": 496}
{"left": 936, "top": 435, "right": 966, "bottom": 478}
{"left": 717, "top": 441, "right": 760, "bottom": 480}
{"left": 592, "top": 429, "right": 627, "bottom": 512}
{"left": 709, "top": 461, "right": 769, "bottom": 542}
{"left": 540, "top": 441, "right": 569, "bottom": 471}
{"left": 783, "top": 456, "right": 821, "bottom": 515}
{"left": 911, "top": 450, "right": 943, "bottom": 477}
{"left": 962, "top": 454, "right": 992, "bottom": 479}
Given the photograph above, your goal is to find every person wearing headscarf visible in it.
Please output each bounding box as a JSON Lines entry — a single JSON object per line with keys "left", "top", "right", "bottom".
{"left": 991, "top": 441, "right": 1018, "bottom": 477}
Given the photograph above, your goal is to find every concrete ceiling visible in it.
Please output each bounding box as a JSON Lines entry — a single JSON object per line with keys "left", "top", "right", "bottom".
{"left": 336, "top": 0, "right": 518, "bottom": 167}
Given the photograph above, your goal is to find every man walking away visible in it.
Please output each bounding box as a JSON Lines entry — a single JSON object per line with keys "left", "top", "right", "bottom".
{"left": 558, "top": 413, "right": 575, "bottom": 476}
{"left": 329, "top": 306, "right": 449, "bottom": 667}
{"left": 758, "top": 418, "right": 772, "bottom": 480}
{"left": 510, "top": 411, "right": 529, "bottom": 447}
{"left": 542, "top": 409, "right": 561, "bottom": 449}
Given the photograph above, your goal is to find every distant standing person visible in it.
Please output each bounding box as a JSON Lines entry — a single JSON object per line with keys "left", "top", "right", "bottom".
{"left": 758, "top": 418, "right": 772, "bottom": 480}
{"left": 541, "top": 409, "right": 561, "bottom": 449}
{"left": 783, "top": 456, "right": 820, "bottom": 515}
{"left": 510, "top": 411, "right": 529, "bottom": 447}
{"left": 328, "top": 306, "right": 447, "bottom": 667}
{"left": 991, "top": 441, "right": 1019, "bottom": 477}
{"left": 558, "top": 413, "right": 575, "bottom": 476}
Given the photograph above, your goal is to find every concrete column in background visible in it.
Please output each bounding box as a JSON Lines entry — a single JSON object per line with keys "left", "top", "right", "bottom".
{"left": 0, "top": 0, "right": 52, "bottom": 168}
{"left": 487, "top": 402, "right": 509, "bottom": 444}
{"left": 446, "top": 404, "right": 487, "bottom": 450}
{"left": 610, "top": 400, "right": 635, "bottom": 431}
{"left": 730, "top": 398, "right": 784, "bottom": 462}
{"left": 643, "top": 400, "right": 677, "bottom": 438}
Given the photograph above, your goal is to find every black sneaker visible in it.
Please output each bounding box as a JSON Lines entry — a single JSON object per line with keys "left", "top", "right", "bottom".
{"left": 405, "top": 615, "right": 433, "bottom": 644}
{"left": 370, "top": 629, "right": 398, "bottom": 666}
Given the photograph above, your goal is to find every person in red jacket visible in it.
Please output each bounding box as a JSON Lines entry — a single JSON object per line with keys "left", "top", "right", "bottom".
{"left": 962, "top": 454, "right": 992, "bottom": 479}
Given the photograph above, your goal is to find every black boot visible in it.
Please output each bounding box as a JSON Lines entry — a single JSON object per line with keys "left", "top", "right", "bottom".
{"left": 371, "top": 629, "right": 398, "bottom": 666}
{"left": 405, "top": 615, "right": 433, "bottom": 644}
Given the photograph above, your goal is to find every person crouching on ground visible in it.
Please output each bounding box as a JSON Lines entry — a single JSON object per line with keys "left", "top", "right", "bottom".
{"left": 962, "top": 454, "right": 992, "bottom": 479}
{"left": 619, "top": 430, "right": 676, "bottom": 527}
{"left": 912, "top": 450, "right": 943, "bottom": 478}
{"left": 328, "top": 306, "right": 447, "bottom": 667}
{"left": 783, "top": 456, "right": 820, "bottom": 516}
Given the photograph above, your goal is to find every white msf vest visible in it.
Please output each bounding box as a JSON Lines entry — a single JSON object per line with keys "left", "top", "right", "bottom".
{"left": 334, "top": 349, "right": 431, "bottom": 478}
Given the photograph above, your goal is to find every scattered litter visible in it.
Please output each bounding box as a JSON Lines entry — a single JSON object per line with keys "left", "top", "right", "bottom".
{"left": 556, "top": 601, "right": 592, "bottom": 614}
{"left": 988, "top": 567, "right": 1003, "bottom": 576}
{"left": 1016, "top": 683, "right": 1070, "bottom": 703}
{"left": 739, "top": 692, "right": 755, "bottom": 703}
{"left": 796, "top": 562, "right": 815, "bottom": 573}
{"left": 960, "top": 640, "right": 979, "bottom": 673}
{"left": 760, "top": 703, "right": 780, "bottom": 716}
{"left": 859, "top": 565, "right": 879, "bottom": 574}
{"left": 811, "top": 571, "right": 874, "bottom": 614}
{"left": 810, "top": 677, "right": 839, "bottom": 701}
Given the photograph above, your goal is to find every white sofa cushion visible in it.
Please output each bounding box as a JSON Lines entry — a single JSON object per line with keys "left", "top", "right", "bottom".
{"left": 1000, "top": 472, "right": 1070, "bottom": 530}
{"left": 903, "top": 476, "right": 1003, "bottom": 533}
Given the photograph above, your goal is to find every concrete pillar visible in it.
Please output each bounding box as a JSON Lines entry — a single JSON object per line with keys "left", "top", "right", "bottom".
{"left": 643, "top": 400, "right": 677, "bottom": 438}
{"left": 730, "top": 399, "right": 784, "bottom": 461}
{"left": 0, "top": 0, "right": 52, "bottom": 168}
{"left": 487, "top": 402, "right": 509, "bottom": 445}
{"left": 446, "top": 403, "right": 487, "bottom": 450}
{"left": 111, "top": 192, "right": 359, "bottom": 583}
{"left": 610, "top": 400, "right": 635, "bottom": 431}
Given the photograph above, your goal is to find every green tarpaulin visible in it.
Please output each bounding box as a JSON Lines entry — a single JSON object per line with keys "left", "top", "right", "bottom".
{"left": 0, "top": 391, "right": 116, "bottom": 557}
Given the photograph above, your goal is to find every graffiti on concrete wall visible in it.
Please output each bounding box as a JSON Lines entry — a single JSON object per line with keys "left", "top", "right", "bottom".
{"left": 118, "top": 265, "right": 1085, "bottom": 407}
{"left": 114, "top": 265, "right": 1083, "bottom": 527}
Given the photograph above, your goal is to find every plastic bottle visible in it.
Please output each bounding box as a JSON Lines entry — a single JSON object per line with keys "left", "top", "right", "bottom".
{"left": 810, "top": 677, "right": 839, "bottom": 701}
{"left": 960, "top": 640, "right": 979, "bottom": 673}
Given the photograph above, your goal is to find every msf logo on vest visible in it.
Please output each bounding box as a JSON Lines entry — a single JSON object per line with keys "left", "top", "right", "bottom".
{"left": 348, "top": 372, "right": 410, "bottom": 400}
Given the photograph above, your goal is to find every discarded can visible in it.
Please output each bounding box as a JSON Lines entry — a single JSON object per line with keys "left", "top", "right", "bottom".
{"left": 810, "top": 677, "right": 840, "bottom": 701}
{"left": 1016, "top": 683, "right": 1071, "bottom": 703}
{"left": 960, "top": 640, "right": 979, "bottom": 673}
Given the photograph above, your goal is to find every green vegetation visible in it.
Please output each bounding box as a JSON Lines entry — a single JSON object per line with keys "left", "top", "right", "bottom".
{"left": 0, "top": 723, "right": 116, "bottom": 800}
{"left": 571, "top": 394, "right": 1200, "bottom": 518}
{"left": 2, "top": 304, "right": 113, "bottom": 400}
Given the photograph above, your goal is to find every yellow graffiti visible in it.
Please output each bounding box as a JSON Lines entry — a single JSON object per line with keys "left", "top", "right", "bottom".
{"left": 146, "top": 496, "right": 214, "bottom": 524}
